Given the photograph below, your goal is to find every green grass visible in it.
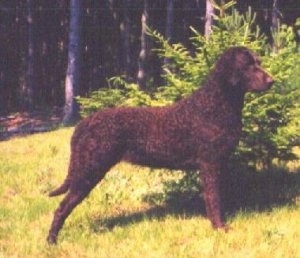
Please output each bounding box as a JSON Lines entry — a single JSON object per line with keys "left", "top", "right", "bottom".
{"left": 0, "top": 128, "right": 299, "bottom": 258}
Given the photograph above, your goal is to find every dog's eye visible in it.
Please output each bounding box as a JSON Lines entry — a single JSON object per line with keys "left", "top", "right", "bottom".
{"left": 243, "top": 51, "right": 261, "bottom": 67}
{"left": 242, "top": 59, "right": 255, "bottom": 68}
{"left": 246, "top": 58, "right": 260, "bottom": 67}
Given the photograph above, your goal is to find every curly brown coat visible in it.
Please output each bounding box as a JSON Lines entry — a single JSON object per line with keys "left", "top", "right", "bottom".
{"left": 47, "top": 46, "right": 274, "bottom": 244}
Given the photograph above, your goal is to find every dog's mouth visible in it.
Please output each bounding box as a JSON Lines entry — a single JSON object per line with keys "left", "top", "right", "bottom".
{"left": 266, "top": 73, "right": 275, "bottom": 88}
{"left": 251, "top": 77, "right": 274, "bottom": 92}
{"left": 267, "top": 80, "right": 274, "bottom": 89}
{"left": 266, "top": 76, "right": 275, "bottom": 89}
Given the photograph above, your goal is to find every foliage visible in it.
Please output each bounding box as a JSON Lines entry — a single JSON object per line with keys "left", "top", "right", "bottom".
{"left": 77, "top": 76, "right": 154, "bottom": 117}
{"left": 150, "top": 5, "right": 265, "bottom": 103}
{"left": 76, "top": 87, "right": 125, "bottom": 116}
{"left": 239, "top": 23, "right": 300, "bottom": 169}
{"left": 78, "top": 2, "right": 299, "bottom": 169}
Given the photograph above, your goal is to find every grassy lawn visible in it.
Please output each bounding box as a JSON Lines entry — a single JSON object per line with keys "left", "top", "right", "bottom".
{"left": 0, "top": 128, "right": 299, "bottom": 258}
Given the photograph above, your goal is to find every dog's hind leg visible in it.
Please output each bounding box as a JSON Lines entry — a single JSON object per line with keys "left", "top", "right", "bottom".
{"left": 47, "top": 169, "right": 105, "bottom": 245}
{"left": 47, "top": 145, "right": 123, "bottom": 244}
{"left": 47, "top": 188, "right": 86, "bottom": 244}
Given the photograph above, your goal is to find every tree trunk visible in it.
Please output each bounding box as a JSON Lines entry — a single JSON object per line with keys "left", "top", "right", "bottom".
{"left": 62, "top": 0, "right": 82, "bottom": 125}
{"left": 165, "top": 0, "right": 174, "bottom": 42}
{"left": 137, "top": 0, "right": 150, "bottom": 89}
{"left": 164, "top": 0, "right": 174, "bottom": 68}
{"left": 120, "top": 0, "right": 133, "bottom": 80}
{"left": 25, "top": 0, "right": 37, "bottom": 110}
{"left": 41, "top": 1, "right": 61, "bottom": 106}
{"left": 205, "top": 0, "right": 214, "bottom": 38}
{"left": 271, "top": 0, "right": 280, "bottom": 52}
{"left": 90, "top": 0, "right": 103, "bottom": 91}
{"left": 272, "top": 0, "right": 280, "bottom": 29}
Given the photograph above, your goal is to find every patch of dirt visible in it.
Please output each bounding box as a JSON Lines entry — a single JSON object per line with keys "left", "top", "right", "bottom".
{"left": 0, "top": 108, "right": 63, "bottom": 141}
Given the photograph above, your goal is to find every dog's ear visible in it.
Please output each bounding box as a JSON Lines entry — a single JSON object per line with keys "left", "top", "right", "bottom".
{"left": 215, "top": 48, "right": 242, "bottom": 87}
{"left": 226, "top": 48, "right": 247, "bottom": 87}
{"left": 228, "top": 70, "right": 240, "bottom": 87}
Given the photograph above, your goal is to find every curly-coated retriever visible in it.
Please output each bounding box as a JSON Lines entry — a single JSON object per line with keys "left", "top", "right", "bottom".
{"left": 47, "top": 46, "right": 274, "bottom": 244}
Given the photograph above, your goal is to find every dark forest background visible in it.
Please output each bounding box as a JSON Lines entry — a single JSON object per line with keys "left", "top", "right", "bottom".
{"left": 0, "top": 0, "right": 299, "bottom": 115}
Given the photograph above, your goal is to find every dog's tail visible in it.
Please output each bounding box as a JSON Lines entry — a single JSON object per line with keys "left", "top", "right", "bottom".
{"left": 48, "top": 179, "right": 70, "bottom": 197}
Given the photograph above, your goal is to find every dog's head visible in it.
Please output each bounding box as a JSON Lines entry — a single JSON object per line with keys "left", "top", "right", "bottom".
{"left": 215, "top": 46, "right": 274, "bottom": 92}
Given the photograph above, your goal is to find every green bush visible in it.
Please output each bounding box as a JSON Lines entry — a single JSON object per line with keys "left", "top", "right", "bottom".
{"left": 149, "top": 6, "right": 265, "bottom": 102}
{"left": 239, "top": 23, "right": 300, "bottom": 169}
{"left": 77, "top": 76, "right": 155, "bottom": 117}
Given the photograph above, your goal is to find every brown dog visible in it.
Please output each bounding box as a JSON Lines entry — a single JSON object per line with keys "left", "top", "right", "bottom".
{"left": 47, "top": 46, "right": 273, "bottom": 244}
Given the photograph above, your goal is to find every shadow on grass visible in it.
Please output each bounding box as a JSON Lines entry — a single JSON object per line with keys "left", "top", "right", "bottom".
{"left": 224, "top": 167, "right": 300, "bottom": 213}
{"left": 90, "top": 167, "right": 300, "bottom": 232}
{"left": 90, "top": 198, "right": 206, "bottom": 234}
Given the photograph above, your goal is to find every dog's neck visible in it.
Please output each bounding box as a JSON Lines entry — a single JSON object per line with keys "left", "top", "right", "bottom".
{"left": 221, "top": 83, "right": 246, "bottom": 112}
{"left": 190, "top": 78, "right": 246, "bottom": 119}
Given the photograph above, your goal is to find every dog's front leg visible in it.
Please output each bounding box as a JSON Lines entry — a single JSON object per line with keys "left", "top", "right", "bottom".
{"left": 200, "top": 163, "right": 226, "bottom": 229}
